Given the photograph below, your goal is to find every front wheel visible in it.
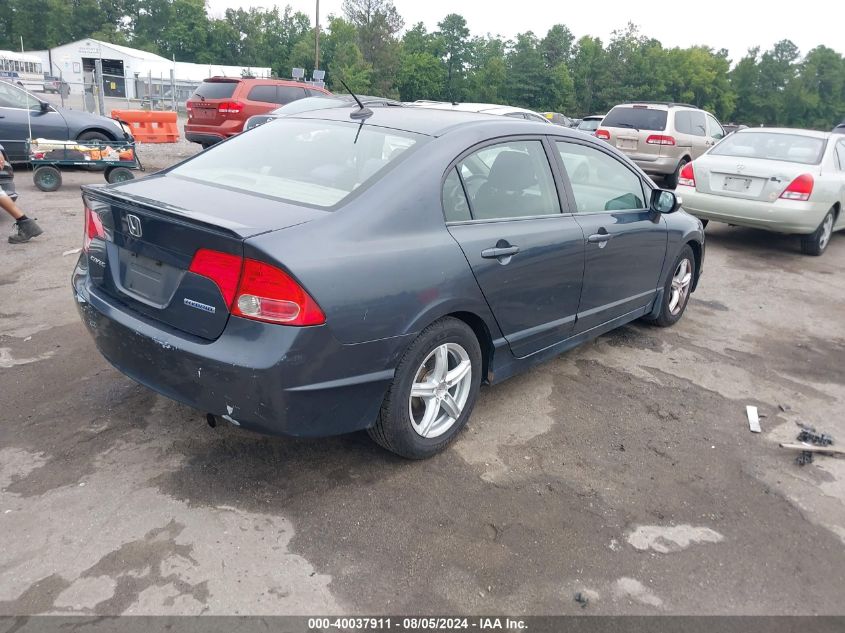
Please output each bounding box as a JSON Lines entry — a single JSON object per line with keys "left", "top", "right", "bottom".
{"left": 368, "top": 317, "right": 482, "bottom": 459}
{"left": 645, "top": 245, "right": 696, "bottom": 328}
{"left": 801, "top": 209, "right": 835, "bottom": 256}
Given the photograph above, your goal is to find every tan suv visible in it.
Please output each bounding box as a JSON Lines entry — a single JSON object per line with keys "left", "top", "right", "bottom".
{"left": 596, "top": 102, "right": 726, "bottom": 188}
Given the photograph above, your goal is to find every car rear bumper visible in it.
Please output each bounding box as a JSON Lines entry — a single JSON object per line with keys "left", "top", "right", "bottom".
{"left": 677, "top": 186, "right": 831, "bottom": 234}
{"left": 185, "top": 120, "right": 243, "bottom": 145}
{"left": 631, "top": 154, "right": 680, "bottom": 176}
{"left": 184, "top": 131, "right": 225, "bottom": 146}
{"left": 73, "top": 265, "right": 407, "bottom": 437}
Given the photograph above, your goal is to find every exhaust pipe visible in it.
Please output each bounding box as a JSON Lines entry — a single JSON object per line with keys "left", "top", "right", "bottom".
{"left": 206, "top": 413, "right": 217, "bottom": 428}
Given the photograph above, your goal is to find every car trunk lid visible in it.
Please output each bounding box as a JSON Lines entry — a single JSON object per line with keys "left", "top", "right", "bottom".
{"left": 82, "top": 175, "right": 326, "bottom": 340}
{"left": 693, "top": 155, "right": 815, "bottom": 202}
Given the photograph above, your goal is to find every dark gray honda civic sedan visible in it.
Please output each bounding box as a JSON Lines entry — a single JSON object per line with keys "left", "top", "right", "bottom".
{"left": 73, "top": 104, "right": 705, "bottom": 459}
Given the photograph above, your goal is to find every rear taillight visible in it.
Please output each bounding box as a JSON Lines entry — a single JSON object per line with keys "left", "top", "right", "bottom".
{"left": 780, "top": 174, "right": 814, "bottom": 202}
{"left": 188, "top": 249, "right": 243, "bottom": 307}
{"left": 233, "top": 259, "right": 325, "bottom": 326}
{"left": 187, "top": 250, "right": 325, "bottom": 326}
{"left": 595, "top": 129, "right": 610, "bottom": 140}
{"left": 217, "top": 101, "right": 243, "bottom": 114}
{"left": 678, "top": 162, "right": 696, "bottom": 188}
{"left": 83, "top": 205, "right": 106, "bottom": 252}
{"left": 646, "top": 135, "right": 676, "bottom": 146}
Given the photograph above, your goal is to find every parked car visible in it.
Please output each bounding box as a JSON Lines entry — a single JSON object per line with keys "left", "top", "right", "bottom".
{"left": 73, "top": 105, "right": 704, "bottom": 459}
{"left": 722, "top": 123, "right": 748, "bottom": 136}
{"left": 596, "top": 102, "right": 726, "bottom": 188}
{"left": 185, "top": 76, "right": 332, "bottom": 148}
{"left": 0, "top": 142, "right": 17, "bottom": 201}
{"left": 407, "top": 101, "right": 552, "bottom": 123}
{"left": 576, "top": 115, "right": 605, "bottom": 135}
{"left": 569, "top": 118, "right": 582, "bottom": 128}
{"left": 42, "top": 75, "right": 68, "bottom": 94}
{"left": 677, "top": 128, "right": 845, "bottom": 255}
{"left": 543, "top": 112, "right": 575, "bottom": 127}
{"left": 243, "top": 94, "right": 401, "bottom": 132}
{"left": 0, "top": 80, "right": 133, "bottom": 162}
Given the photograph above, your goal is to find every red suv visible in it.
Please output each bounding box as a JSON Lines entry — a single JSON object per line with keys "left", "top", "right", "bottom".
{"left": 185, "top": 77, "right": 331, "bottom": 147}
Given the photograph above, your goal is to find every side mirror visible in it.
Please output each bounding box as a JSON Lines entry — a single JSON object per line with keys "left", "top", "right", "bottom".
{"left": 39, "top": 101, "right": 50, "bottom": 113}
{"left": 651, "top": 189, "right": 681, "bottom": 214}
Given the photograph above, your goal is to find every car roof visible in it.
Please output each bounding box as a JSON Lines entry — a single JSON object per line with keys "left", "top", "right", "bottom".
{"left": 202, "top": 76, "right": 326, "bottom": 88}
{"left": 408, "top": 101, "right": 542, "bottom": 116}
{"left": 582, "top": 115, "right": 605, "bottom": 120}
{"left": 291, "top": 103, "right": 561, "bottom": 137}
{"left": 734, "top": 127, "right": 833, "bottom": 140}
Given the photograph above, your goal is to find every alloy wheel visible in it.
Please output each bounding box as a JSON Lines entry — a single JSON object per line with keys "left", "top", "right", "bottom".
{"left": 819, "top": 213, "right": 834, "bottom": 251}
{"left": 409, "top": 343, "right": 473, "bottom": 439}
{"left": 668, "top": 258, "right": 693, "bottom": 316}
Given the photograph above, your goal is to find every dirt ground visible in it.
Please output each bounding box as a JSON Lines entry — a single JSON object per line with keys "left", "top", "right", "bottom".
{"left": 1, "top": 152, "right": 844, "bottom": 616}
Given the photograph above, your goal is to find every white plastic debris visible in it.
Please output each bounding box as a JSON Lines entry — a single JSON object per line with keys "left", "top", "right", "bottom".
{"left": 62, "top": 248, "right": 82, "bottom": 256}
{"left": 746, "top": 406, "right": 761, "bottom": 433}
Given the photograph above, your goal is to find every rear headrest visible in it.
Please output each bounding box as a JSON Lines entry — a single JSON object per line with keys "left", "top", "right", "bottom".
{"left": 487, "top": 151, "right": 537, "bottom": 192}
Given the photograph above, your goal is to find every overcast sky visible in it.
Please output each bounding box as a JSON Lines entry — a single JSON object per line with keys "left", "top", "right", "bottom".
{"left": 206, "top": 0, "right": 842, "bottom": 63}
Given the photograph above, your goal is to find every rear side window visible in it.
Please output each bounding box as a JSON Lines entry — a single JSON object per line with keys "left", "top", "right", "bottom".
{"left": 602, "top": 107, "right": 668, "bottom": 132}
{"left": 170, "top": 119, "right": 421, "bottom": 208}
{"left": 556, "top": 141, "right": 645, "bottom": 213}
{"left": 192, "top": 80, "right": 238, "bottom": 100}
{"left": 577, "top": 118, "right": 601, "bottom": 132}
{"left": 442, "top": 168, "right": 471, "bottom": 222}
{"left": 456, "top": 140, "right": 560, "bottom": 220}
{"left": 248, "top": 85, "right": 278, "bottom": 103}
{"left": 276, "top": 85, "right": 308, "bottom": 105}
{"left": 711, "top": 132, "right": 825, "bottom": 165}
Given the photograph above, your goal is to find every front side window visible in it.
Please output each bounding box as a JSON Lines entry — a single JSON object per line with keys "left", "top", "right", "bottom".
{"left": 706, "top": 114, "right": 725, "bottom": 139}
{"left": 276, "top": 85, "right": 307, "bottom": 105}
{"left": 556, "top": 141, "right": 646, "bottom": 213}
{"left": 171, "top": 119, "right": 421, "bottom": 208}
{"left": 0, "top": 81, "right": 39, "bottom": 109}
{"left": 456, "top": 140, "right": 561, "bottom": 220}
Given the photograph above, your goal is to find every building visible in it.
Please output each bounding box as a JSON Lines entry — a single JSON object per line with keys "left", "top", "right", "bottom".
{"left": 29, "top": 39, "right": 271, "bottom": 101}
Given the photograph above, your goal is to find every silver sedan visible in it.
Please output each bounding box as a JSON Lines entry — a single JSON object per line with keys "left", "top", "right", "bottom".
{"left": 677, "top": 128, "right": 845, "bottom": 255}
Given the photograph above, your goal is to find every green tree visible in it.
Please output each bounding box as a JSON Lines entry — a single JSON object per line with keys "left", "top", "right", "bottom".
{"left": 436, "top": 14, "right": 470, "bottom": 101}
{"left": 397, "top": 51, "right": 443, "bottom": 101}
{"left": 541, "top": 24, "right": 574, "bottom": 70}
{"left": 342, "top": 0, "right": 403, "bottom": 96}
{"left": 321, "top": 16, "right": 372, "bottom": 93}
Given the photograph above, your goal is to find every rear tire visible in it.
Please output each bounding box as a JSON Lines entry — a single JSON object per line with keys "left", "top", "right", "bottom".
{"left": 33, "top": 166, "right": 62, "bottom": 192}
{"left": 368, "top": 317, "right": 482, "bottom": 459}
{"left": 801, "top": 209, "right": 835, "bottom": 256}
{"left": 665, "top": 158, "right": 688, "bottom": 190}
{"left": 105, "top": 166, "right": 135, "bottom": 183}
{"left": 77, "top": 131, "right": 111, "bottom": 143}
{"left": 645, "top": 245, "right": 695, "bottom": 328}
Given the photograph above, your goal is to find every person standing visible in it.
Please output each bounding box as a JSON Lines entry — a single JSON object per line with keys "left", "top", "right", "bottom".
{"left": 0, "top": 151, "right": 44, "bottom": 244}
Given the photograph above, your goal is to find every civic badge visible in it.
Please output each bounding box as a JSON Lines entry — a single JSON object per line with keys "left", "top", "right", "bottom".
{"left": 126, "top": 214, "right": 143, "bottom": 238}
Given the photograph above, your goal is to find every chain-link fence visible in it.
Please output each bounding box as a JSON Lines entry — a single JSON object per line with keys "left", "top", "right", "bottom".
{"left": 36, "top": 64, "right": 202, "bottom": 115}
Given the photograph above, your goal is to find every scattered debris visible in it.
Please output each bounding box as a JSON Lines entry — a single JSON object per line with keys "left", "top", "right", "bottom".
{"left": 779, "top": 443, "right": 845, "bottom": 467}
{"left": 746, "top": 405, "right": 761, "bottom": 433}
{"left": 796, "top": 451, "right": 814, "bottom": 466}
{"left": 24, "top": 336, "right": 31, "bottom": 342}
{"left": 574, "top": 592, "right": 589, "bottom": 608}
{"left": 62, "top": 247, "right": 82, "bottom": 256}
{"left": 778, "top": 404, "right": 791, "bottom": 412}
{"left": 796, "top": 421, "right": 816, "bottom": 432}
{"left": 619, "top": 443, "right": 625, "bottom": 452}
{"left": 796, "top": 430, "right": 833, "bottom": 446}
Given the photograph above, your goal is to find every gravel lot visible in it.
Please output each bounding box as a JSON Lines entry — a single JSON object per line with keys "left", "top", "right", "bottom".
{"left": 1, "top": 147, "right": 844, "bottom": 616}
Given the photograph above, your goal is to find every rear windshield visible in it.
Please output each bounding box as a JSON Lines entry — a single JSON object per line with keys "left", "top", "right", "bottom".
{"left": 710, "top": 132, "right": 826, "bottom": 165}
{"left": 577, "top": 118, "right": 601, "bottom": 132}
{"left": 192, "top": 80, "right": 238, "bottom": 100}
{"left": 602, "top": 106, "right": 668, "bottom": 131}
{"left": 170, "top": 119, "right": 422, "bottom": 208}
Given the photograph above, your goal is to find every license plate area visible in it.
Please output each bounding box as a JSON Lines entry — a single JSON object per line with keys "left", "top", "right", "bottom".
{"left": 724, "top": 176, "right": 751, "bottom": 192}
{"left": 116, "top": 248, "right": 184, "bottom": 307}
{"left": 617, "top": 138, "right": 638, "bottom": 150}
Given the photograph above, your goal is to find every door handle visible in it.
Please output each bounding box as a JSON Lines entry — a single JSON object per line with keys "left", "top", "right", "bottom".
{"left": 587, "top": 233, "right": 613, "bottom": 243}
{"left": 481, "top": 245, "right": 520, "bottom": 259}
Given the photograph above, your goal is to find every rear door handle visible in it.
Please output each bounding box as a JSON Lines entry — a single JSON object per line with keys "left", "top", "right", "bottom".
{"left": 587, "top": 233, "right": 613, "bottom": 243}
{"left": 481, "top": 245, "right": 520, "bottom": 259}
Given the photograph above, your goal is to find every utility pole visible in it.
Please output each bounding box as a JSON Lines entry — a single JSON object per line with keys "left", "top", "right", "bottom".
{"left": 315, "top": 0, "right": 320, "bottom": 70}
